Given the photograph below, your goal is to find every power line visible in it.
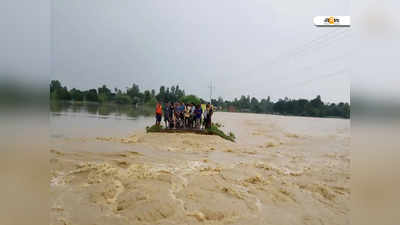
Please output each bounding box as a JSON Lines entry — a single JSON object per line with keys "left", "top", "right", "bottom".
{"left": 260, "top": 29, "right": 343, "bottom": 68}
{"left": 235, "top": 28, "right": 350, "bottom": 80}
{"left": 293, "top": 30, "right": 351, "bottom": 58}
{"left": 281, "top": 29, "right": 348, "bottom": 60}
{"left": 290, "top": 69, "right": 347, "bottom": 87}
{"left": 268, "top": 51, "right": 350, "bottom": 83}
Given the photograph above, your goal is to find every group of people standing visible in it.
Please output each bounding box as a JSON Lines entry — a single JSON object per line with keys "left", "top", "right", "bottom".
{"left": 155, "top": 102, "right": 213, "bottom": 129}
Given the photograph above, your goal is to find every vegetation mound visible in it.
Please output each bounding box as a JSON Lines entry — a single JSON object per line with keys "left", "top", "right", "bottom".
{"left": 146, "top": 124, "right": 164, "bottom": 133}
{"left": 145, "top": 124, "right": 236, "bottom": 142}
{"left": 205, "top": 124, "right": 236, "bottom": 142}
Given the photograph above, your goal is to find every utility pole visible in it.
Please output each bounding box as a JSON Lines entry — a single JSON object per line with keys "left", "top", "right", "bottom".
{"left": 208, "top": 81, "right": 215, "bottom": 104}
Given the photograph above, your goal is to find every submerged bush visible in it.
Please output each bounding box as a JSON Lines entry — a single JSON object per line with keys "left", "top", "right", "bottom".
{"left": 228, "top": 131, "right": 236, "bottom": 140}
{"left": 206, "top": 124, "right": 236, "bottom": 142}
{"left": 214, "top": 122, "right": 223, "bottom": 128}
{"left": 146, "top": 124, "right": 163, "bottom": 133}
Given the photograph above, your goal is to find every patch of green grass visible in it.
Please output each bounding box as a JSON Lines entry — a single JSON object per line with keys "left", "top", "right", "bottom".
{"left": 146, "top": 124, "right": 163, "bottom": 133}
{"left": 206, "top": 124, "right": 236, "bottom": 142}
{"left": 228, "top": 131, "right": 236, "bottom": 140}
{"left": 214, "top": 122, "right": 223, "bottom": 128}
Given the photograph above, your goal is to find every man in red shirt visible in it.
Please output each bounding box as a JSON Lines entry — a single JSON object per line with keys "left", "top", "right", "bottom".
{"left": 155, "top": 102, "right": 163, "bottom": 126}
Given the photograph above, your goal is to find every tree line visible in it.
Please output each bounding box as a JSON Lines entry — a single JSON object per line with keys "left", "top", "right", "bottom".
{"left": 50, "top": 80, "right": 191, "bottom": 106}
{"left": 211, "top": 95, "right": 350, "bottom": 119}
{"left": 50, "top": 80, "right": 350, "bottom": 118}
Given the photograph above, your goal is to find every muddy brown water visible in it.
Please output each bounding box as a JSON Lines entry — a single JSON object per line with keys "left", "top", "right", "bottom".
{"left": 50, "top": 104, "right": 350, "bottom": 225}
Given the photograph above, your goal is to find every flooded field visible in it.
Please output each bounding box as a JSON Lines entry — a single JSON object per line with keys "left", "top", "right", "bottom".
{"left": 50, "top": 105, "right": 350, "bottom": 225}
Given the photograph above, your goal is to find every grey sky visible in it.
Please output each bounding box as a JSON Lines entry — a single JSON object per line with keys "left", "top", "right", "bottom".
{"left": 52, "top": 0, "right": 350, "bottom": 103}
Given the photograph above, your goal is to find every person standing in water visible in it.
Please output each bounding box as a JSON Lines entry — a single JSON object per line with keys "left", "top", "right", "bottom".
{"left": 155, "top": 102, "right": 163, "bottom": 126}
{"left": 184, "top": 103, "right": 191, "bottom": 128}
{"left": 190, "top": 103, "right": 196, "bottom": 128}
{"left": 163, "top": 102, "right": 169, "bottom": 128}
{"left": 169, "top": 102, "right": 175, "bottom": 128}
{"left": 205, "top": 103, "right": 213, "bottom": 129}
{"left": 194, "top": 104, "right": 202, "bottom": 129}
{"left": 202, "top": 105, "right": 208, "bottom": 129}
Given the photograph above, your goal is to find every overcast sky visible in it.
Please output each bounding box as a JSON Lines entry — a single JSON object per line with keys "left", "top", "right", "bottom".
{"left": 52, "top": 0, "right": 350, "bottom": 103}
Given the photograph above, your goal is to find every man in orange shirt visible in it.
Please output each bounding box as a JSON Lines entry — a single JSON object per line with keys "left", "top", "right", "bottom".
{"left": 155, "top": 102, "right": 163, "bottom": 126}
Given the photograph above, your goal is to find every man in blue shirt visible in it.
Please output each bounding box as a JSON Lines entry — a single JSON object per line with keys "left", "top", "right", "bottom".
{"left": 194, "top": 104, "right": 203, "bottom": 129}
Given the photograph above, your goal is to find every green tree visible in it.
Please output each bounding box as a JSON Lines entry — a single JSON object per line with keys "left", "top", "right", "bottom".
{"left": 50, "top": 80, "right": 61, "bottom": 94}
{"left": 50, "top": 80, "right": 71, "bottom": 100}
{"left": 114, "top": 93, "right": 131, "bottom": 104}
{"left": 343, "top": 103, "right": 350, "bottom": 118}
{"left": 250, "top": 97, "right": 262, "bottom": 113}
{"left": 165, "top": 87, "right": 171, "bottom": 102}
{"left": 143, "top": 90, "right": 152, "bottom": 103}
{"left": 238, "top": 95, "right": 250, "bottom": 111}
{"left": 146, "top": 96, "right": 158, "bottom": 106}
{"left": 70, "top": 88, "right": 84, "bottom": 101}
{"left": 97, "top": 85, "right": 112, "bottom": 102}
{"left": 127, "top": 83, "right": 140, "bottom": 99}
{"left": 179, "top": 95, "right": 201, "bottom": 105}
{"left": 85, "top": 89, "right": 98, "bottom": 102}
{"left": 156, "top": 86, "right": 166, "bottom": 102}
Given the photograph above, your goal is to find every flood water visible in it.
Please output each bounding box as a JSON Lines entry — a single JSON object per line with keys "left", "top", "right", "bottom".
{"left": 50, "top": 101, "right": 155, "bottom": 139}
{"left": 50, "top": 109, "right": 350, "bottom": 225}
